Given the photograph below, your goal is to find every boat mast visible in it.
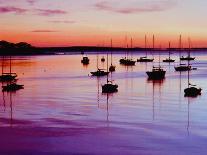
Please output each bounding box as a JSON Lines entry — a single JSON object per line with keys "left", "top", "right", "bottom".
{"left": 111, "top": 39, "right": 113, "bottom": 65}
{"left": 97, "top": 47, "right": 99, "bottom": 70}
{"left": 107, "top": 52, "right": 109, "bottom": 83}
{"left": 131, "top": 37, "right": 133, "bottom": 59}
{"left": 125, "top": 35, "right": 127, "bottom": 58}
{"left": 159, "top": 44, "right": 161, "bottom": 67}
{"left": 145, "top": 35, "right": 147, "bottom": 57}
{"left": 153, "top": 34, "right": 155, "bottom": 60}
{"left": 188, "top": 38, "right": 191, "bottom": 58}
{"left": 1, "top": 56, "right": 4, "bottom": 75}
{"left": 187, "top": 38, "right": 190, "bottom": 88}
{"left": 10, "top": 55, "right": 12, "bottom": 75}
{"left": 179, "top": 35, "right": 182, "bottom": 65}
{"left": 169, "top": 42, "right": 171, "bottom": 59}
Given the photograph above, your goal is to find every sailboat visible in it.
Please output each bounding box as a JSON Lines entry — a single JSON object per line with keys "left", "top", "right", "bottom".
{"left": 119, "top": 37, "right": 136, "bottom": 66}
{"left": 109, "top": 39, "right": 116, "bottom": 72}
{"left": 146, "top": 35, "right": 166, "bottom": 80}
{"left": 81, "top": 52, "right": 90, "bottom": 65}
{"left": 91, "top": 52, "right": 109, "bottom": 76}
{"left": 137, "top": 35, "right": 154, "bottom": 62}
{"left": 163, "top": 42, "right": 175, "bottom": 62}
{"left": 180, "top": 39, "right": 195, "bottom": 61}
{"left": 174, "top": 35, "right": 191, "bottom": 71}
{"left": 2, "top": 56, "right": 24, "bottom": 92}
{"left": 101, "top": 56, "right": 105, "bottom": 62}
{"left": 102, "top": 53, "right": 118, "bottom": 93}
{"left": 0, "top": 56, "right": 17, "bottom": 82}
{"left": 184, "top": 38, "right": 201, "bottom": 97}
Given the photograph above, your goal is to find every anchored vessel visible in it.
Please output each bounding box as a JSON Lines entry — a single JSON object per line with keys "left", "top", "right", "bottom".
{"left": 109, "top": 39, "right": 116, "bottom": 72}
{"left": 1, "top": 56, "right": 24, "bottom": 92}
{"left": 81, "top": 56, "right": 90, "bottom": 65}
{"left": 146, "top": 66, "right": 166, "bottom": 80}
{"left": 119, "top": 37, "right": 136, "bottom": 66}
{"left": 184, "top": 38, "right": 201, "bottom": 97}
{"left": 101, "top": 57, "right": 105, "bottom": 62}
{"left": 180, "top": 39, "right": 195, "bottom": 61}
{"left": 137, "top": 35, "right": 154, "bottom": 62}
{"left": 175, "top": 35, "right": 191, "bottom": 71}
{"left": 91, "top": 52, "right": 109, "bottom": 76}
{"left": 163, "top": 42, "right": 175, "bottom": 62}
{"left": 0, "top": 56, "right": 17, "bottom": 82}
{"left": 2, "top": 83, "right": 24, "bottom": 92}
{"left": 146, "top": 35, "right": 166, "bottom": 80}
{"left": 102, "top": 53, "right": 118, "bottom": 93}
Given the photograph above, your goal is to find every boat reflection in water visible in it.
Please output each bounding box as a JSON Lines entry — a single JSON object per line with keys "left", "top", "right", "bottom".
{"left": 1, "top": 90, "right": 14, "bottom": 127}
{"left": 147, "top": 79, "right": 165, "bottom": 120}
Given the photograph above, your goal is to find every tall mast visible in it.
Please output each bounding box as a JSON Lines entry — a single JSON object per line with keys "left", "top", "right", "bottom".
{"left": 97, "top": 53, "right": 99, "bottom": 70}
{"left": 188, "top": 38, "right": 191, "bottom": 58}
{"left": 111, "top": 39, "right": 113, "bottom": 65}
{"left": 10, "top": 55, "right": 12, "bottom": 75}
{"left": 145, "top": 35, "right": 147, "bottom": 57}
{"left": 153, "top": 34, "right": 155, "bottom": 60}
{"left": 169, "top": 42, "right": 171, "bottom": 59}
{"left": 125, "top": 35, "right": 127, "bottom": 58}
{"left": 159, "top": 45, "right": 161, "bottom": 67}
{"left": 153, "top": 35, "right": 155, "bottom": 50}
{"left": 188, "top": 38, "right": 190, "bottom": 88}
{"left": 179, "top": 35, "right": 182, "bottom": 65}
{"left": 131, "top": 37, "right": 133, "bottom": 59}
{"left": 126, "top": 44, "right": 129, "bottom": 59}
{"left": 1, "top": 56, "right": 4, "bottom": 75}
{"left": 107, "top": 52, "right": 109, "bottom": 83}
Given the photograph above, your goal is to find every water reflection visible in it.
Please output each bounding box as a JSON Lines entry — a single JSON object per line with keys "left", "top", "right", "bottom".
{"left": 0, "top": 53, "right": 206, "bottom": 154}
{"left": 1, "top": 91, "right": 14, "bottom": 127}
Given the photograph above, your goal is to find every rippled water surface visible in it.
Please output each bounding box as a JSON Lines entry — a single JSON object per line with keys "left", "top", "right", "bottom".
{"left": 0, "top": 51, "right": 207, "bottom": 155}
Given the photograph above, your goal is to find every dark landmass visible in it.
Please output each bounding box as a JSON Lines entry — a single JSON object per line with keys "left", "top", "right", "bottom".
{"left": 1, "top": 40, "right": 207, "bottom": 56}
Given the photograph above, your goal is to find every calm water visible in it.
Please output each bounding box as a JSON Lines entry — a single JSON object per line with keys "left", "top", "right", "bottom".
{"left": 0, "top": 51, "right": 207, "bottom": 155}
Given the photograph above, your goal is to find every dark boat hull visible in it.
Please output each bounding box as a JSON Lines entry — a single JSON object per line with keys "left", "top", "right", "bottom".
{"left": 81, "top": 60, "right": 89, "bottom": 64}
{"left": 0, "top": 75, "right": 17, "bottom": 82}
{"left": 91, "top": 71, "right": 109, "bottom": 76}
{"left": 146, "top": 71, "right": 166, "bottom": 80}
{"left": 137, "top": 58, "right": 154, "bottom": 62}
{"left": 120, "top": 59, "right": 136, "bottom": 66}
{"left": 180, "top": 57, "right": 195, "bottom": 61}
{"left": 109, "top": 65, "right": 116, "bottom": 72}
{"left": 184, "top": 87, "right": 201, "bottom": 97}
{"left": 174, "top": 66, "right": 191, "bottom": 71}
{"left": 81, "top": 57, "right": 90, "bottom": 64}
{"left": 101, "top": 58, "right": 105, "bottom": 62}
{"left": 163, "top": 59, "right": 175, "bottom": 62}
{"left": 2, "top": 83, "right": 24, "bottom": 92}
{"left": 102, "top": 84, "right": 118, "bottom": 93}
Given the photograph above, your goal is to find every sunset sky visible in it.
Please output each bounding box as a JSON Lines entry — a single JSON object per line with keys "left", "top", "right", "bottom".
{"left": 0, "top": 0, "right": 207, "bottom": 47}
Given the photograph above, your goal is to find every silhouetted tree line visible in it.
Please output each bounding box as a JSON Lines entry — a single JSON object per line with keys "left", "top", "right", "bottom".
{"left": 0, "top": 40, "right": 45, "bottom": 55}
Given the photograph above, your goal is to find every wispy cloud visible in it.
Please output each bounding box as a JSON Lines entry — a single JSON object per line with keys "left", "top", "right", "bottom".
{"left": 31, "top": 30, "right": 58, "bottom": 33}
{"left": 95, "top": 0, "right": 177, "bottom": 14}
{"left": 35, "top": 9, "right": 67, "bottom": 16}
{"left": 27, "top": 0, "right": 36, "bottom": 5}
{"left": 49, "top": 20, "right": 76, "bottom": 24}
{"left": 0, "top": 6, "right": 27, "bottom": 14}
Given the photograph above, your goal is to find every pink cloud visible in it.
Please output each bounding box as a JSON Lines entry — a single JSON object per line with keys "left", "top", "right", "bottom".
{"left": 49, "top": 20, "right": 76, "bottom": 24}
{"left": 95, "top": 0, "right": 177, "bottom": 14}
{"left": 27, "top": 0, "right": 36, "bottom": 5}
{"left": 0, "top": 6, "right": 27, "bottom": 14}
{"left": 35, "top": 9, "right": 67, "bottom": 16}
{"left": 31, "top": 30, "right": 58, "bottom": 33}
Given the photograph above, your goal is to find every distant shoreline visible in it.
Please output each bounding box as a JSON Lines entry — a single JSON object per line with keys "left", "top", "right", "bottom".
{"left": 1, "top": 47, "right": 207, "bottom": 56}
{"left": 1, "top": 40, "right": 207, "bottom": 56}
